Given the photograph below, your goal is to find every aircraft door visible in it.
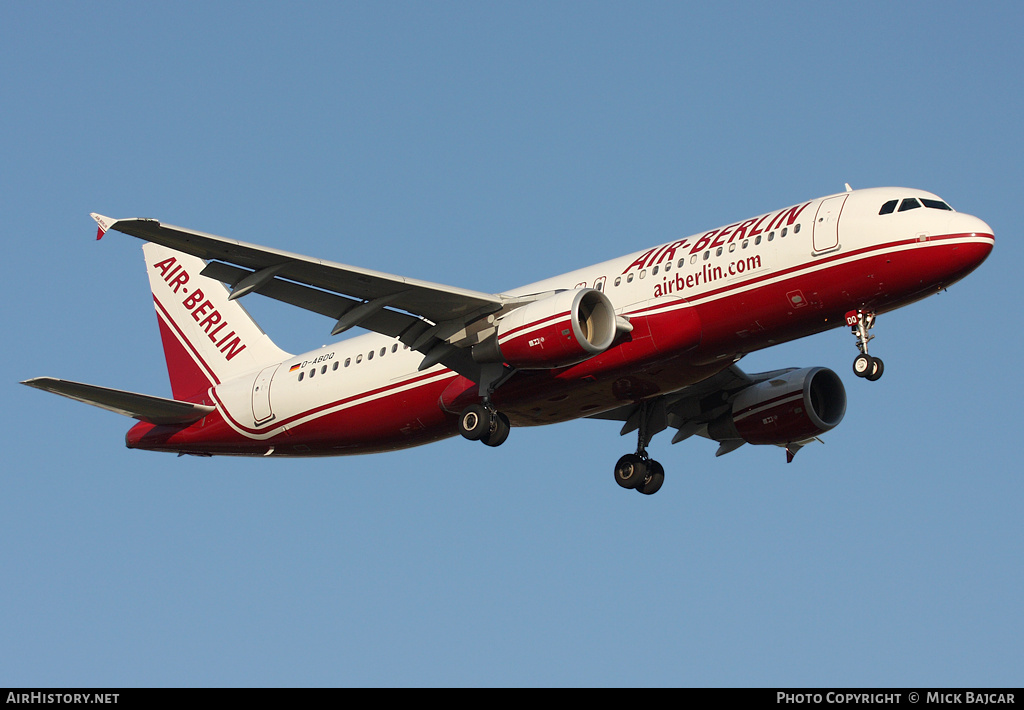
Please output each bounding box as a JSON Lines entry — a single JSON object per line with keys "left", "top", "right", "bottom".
{"left": 251, "top": 364, "right": 279, "bottom": 424}
{"left": 812, "top": 194, "right": 847, "bottom": 255}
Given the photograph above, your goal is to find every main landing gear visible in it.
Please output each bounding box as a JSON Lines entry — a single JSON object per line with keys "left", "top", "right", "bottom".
{"left": 457, "top": 363, "right": 515, "bottom": 448}
{"left": 458, "top": 402, "right": 511, "bottom": 448}
{"left": 614, "top": 453, "right": 665, "bottom": 495}
{"left": 613, "top": 399, "right": 666, "bottom": 495}
{"left": 847, "top": 309, "right": 884, "bottom": 381}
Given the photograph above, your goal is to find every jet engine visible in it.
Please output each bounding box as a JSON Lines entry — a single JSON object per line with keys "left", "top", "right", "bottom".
{"left": 707, "top": 367, "right": 847, "bottom": 446}
{"left": 473, "top": 288, "right": 618, "bottom": 369}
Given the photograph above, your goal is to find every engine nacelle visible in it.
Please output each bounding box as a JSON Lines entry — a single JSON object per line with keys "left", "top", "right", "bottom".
{"left": 475, "top": 288, "right": 618, "bottom": 369}
{"left": 708, "top": 367, "right": 847, "bottom": 446}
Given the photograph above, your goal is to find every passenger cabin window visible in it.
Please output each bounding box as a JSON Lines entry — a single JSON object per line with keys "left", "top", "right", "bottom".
{"left": 879, "top": 200, "right": 898, "bottom": 215}
{"left": 898, "top": 198, "right": 921, "bottom": 212}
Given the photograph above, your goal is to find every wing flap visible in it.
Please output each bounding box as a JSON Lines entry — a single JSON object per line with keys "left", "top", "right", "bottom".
{"left": 22, "top": 377, "right": 215, "bottom": 426}
{"left": 587, "top": 364, "right": 794, "bottom": 436}
{"left": 198, "top": 260, "right": 485, "bottom": 381}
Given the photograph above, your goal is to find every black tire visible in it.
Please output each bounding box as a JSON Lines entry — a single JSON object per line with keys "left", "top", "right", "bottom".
{"left": 482, "top": 411, "right": 511, "bottom": 447}
{"left": 853, "top": 354, "right": 873, "bottom": 378}
{"left": 614, "top": 454, "right": 648, "bottom": 489}
{"left": 866, "top": 356, "right": 885, "bottom": 381}
{"left": 637, "top": 460, "right": 665, "bottom": 495}
{"left": 458, "top": 404, "right": 491, "bottom": 441}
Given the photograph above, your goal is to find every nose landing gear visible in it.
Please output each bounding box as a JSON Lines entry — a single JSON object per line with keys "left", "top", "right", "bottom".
{"left": 847, "top": 309, "right": 884, "bottom": 381}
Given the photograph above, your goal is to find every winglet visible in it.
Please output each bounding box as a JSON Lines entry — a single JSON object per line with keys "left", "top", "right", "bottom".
{"left": 90, "top": 213, "right": 116, "bottom": 240}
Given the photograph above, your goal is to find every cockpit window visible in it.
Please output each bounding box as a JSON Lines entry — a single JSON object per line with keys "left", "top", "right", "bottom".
{"left": 880, "top": 196, "right": 955, "bottom": 216}
{"left": 921, "top": 198, "right": 953, "bottom": 211}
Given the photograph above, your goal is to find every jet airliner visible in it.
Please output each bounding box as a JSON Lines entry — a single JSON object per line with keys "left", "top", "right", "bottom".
{"left": 23, "top": 186, "right": 994, "bottom": 495}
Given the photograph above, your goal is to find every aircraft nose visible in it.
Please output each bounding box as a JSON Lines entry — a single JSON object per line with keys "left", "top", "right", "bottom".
{"left": 953, "top": 212, "right": 994, "bottom": 240}
{"left": 937, "top": 211, "right": 994, "bottom": 280}
{"left": 953, "top": 211, "right": 995, "bottom": 255}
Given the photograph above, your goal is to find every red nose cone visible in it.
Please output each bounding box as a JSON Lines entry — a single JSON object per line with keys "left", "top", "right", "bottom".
{"left": 948, "top": 231, "right": 995, "bottom": 283}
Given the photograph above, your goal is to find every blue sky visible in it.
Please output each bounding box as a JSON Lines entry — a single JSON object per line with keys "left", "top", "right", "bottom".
{"left": 2, "top": 1, "right": 1022, "bottom": 687}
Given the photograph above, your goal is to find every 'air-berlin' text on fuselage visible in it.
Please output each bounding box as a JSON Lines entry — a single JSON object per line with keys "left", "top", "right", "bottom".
{"left": 151, "top": 256, "right": 248, "bottom": 361}
{"left": 622, "top": 201, "right": 811, "bottom": 274}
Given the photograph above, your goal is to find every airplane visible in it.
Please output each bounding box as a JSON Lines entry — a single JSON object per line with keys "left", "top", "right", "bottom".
{"left": 22, "top": 186, "right": 994, "bottom": 495}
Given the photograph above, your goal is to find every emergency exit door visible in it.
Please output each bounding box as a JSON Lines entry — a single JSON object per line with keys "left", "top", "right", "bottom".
{"left": 251, "top": 364, "right": 279, "bottom": 425}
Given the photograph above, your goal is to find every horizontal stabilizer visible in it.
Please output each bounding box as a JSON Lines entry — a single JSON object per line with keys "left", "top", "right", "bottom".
{"left": 21, "top": 377, "right": 215, "bottom": 425}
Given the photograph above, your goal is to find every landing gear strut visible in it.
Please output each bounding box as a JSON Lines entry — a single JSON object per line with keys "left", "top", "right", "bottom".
{"left": 847, "top": 309, "right": 884, "bottom": 381}
{"left": 614, "top": 400, "right": 666, "bottom": 495}
{"left": 457, "top": 363, "right": 514, "bottom": 448}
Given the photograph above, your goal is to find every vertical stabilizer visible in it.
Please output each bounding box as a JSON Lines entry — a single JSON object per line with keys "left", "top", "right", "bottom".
{"left": 142, "top": 243, "right": 291, "bottom": 400}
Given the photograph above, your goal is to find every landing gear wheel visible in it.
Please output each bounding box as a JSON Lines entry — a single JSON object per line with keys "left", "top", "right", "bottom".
{"left": 614, "top": 454, "right": 648, "bottom": 490}
{"left": 458, "top": 404, "right": 491, "bottom": 441}
{"left": 636, "top": 460, "right": 665, "bottom": 495}
{"left": 481, "top": 411, "right": 511, "bottom": 447}
{"left": 866, "top": 356, "right": 884, "bottom": 381}
{"left": 853, "top": 353, "right": 874, "bottom": 378}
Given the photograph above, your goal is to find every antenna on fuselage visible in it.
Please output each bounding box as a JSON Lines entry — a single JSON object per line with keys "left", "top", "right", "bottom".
{"left": 845, "top": 183, "right": 853, "bottom": 192}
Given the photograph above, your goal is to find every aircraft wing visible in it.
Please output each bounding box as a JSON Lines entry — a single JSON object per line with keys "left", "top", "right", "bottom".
{"left": 588, "top": 364, "right": 801, "bottom": 456}
{"left": 22, "top": 377, "right": 215, "bottom": 426}
{"left": 92, "top": 214, "right": 526, "bottom": 379}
